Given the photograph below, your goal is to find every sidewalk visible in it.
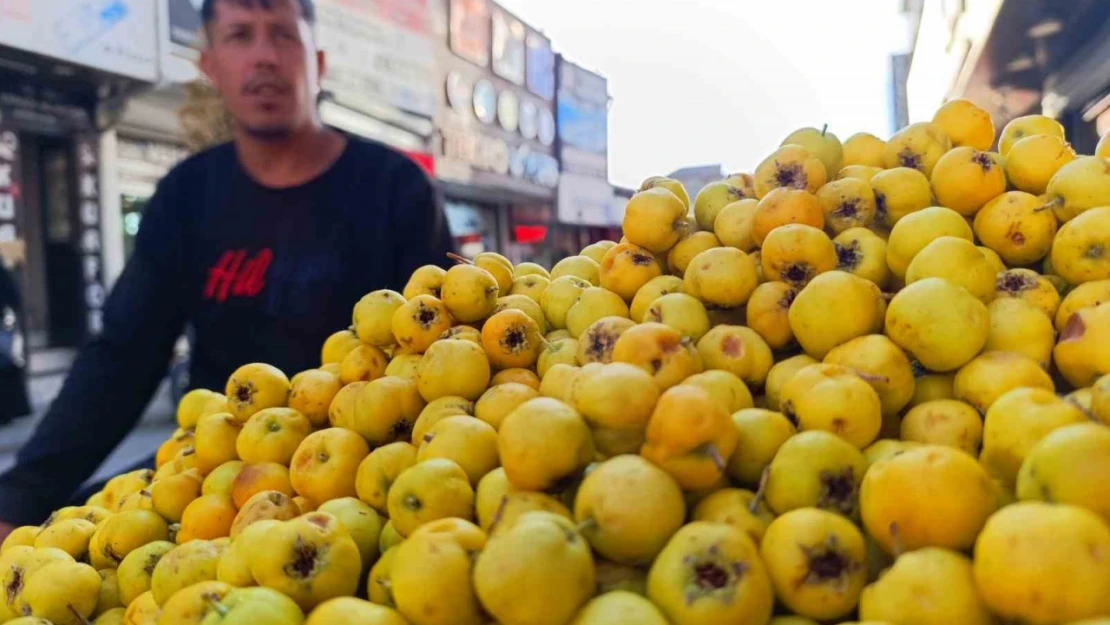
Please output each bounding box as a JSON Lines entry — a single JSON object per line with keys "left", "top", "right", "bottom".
{"left": 0, "top": 366, "right": 178, "bottom": 483}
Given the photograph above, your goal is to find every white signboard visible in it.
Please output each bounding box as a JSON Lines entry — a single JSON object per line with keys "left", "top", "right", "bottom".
{"left": 0, "top": 0, "right": 158, "bottom": 81}
{"left": 557, "top": 172, "right": 617, "bottom": 226}
{"left": 316, "top": 0, "right": 438, "bottom": 118}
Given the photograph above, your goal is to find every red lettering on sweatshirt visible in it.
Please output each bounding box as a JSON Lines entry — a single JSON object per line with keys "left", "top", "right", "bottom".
{"left": 205, "top": 248, "right": 273, "bottom": 302}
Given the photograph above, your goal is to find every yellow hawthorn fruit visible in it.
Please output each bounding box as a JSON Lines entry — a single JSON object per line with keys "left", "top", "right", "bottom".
{"left": 599, "top": 243, "right": 663, "bottom": 302}
{"left": 765, "top": 430, "right": 867, "bottom": 517}
{"left": 612, "top": 322, "right": 703, "bottom": 390}
{"left": 974, "top": 502, "right": 1110, "bottom": 624}
{"left": 474, "top": 383, "right": 539, "bottom": 432}
{"left": 694, "top": 181, "right": 748, "bottom": 232}
{"left": 869, "top": 166, "right": 932, "bottom": 227}
{"left": 954, "top": 350, "right": 1053, "bottom": 413}
{"left": 402, "top": 264, "right": 446, "bottom": 300}
{"left": 352, "top": 290, "right": 406, "bottom": 347}
{"left": 418, "top": 415, "right": 499, "bottom": 486}
{"left": 573, "top": 455, "right": 685, "bottom": 566}
{"left": 641, "top": 384, "right": 738, "bottom": 491}
{"left": 383, "top": 354, "right": 421, "bottom": 383}
{"left": 816, "top": 177, "right": 876, "bottom": 234}
{"left": 572, "top": 362, "right": 659, "bottom": 430}
{"left": 751, "top": 187, "right": 824, "bottom": 246}
{"left": 514, "top": 261, "right": 551, "bottom": 280}
{"left": 1055, "top": 279, "right": 1110, "bottom": 333}
{"left": 236, "top": 407, "right": 311, "bottom": 466}
{"left": 836, "top": 164, "right": 883, "bottom": 182}
{"left": 537, "top": 337, "right": 579, "bottom": 378}
{"left": 341, "top": 376, "right": 424, "bottom": 445}
{"left": 885, "top": 277, "right": 989, "bottom": 372}
{"left": 643, "top": 293, "right": 711, "bottom": 342}
{"left": 320, "top": 329, "right": 360, "bottom": 366}
{"left": 754, "top": 144, "right": 828, "bottom": 198}
{"left": 225, "top": 363, "right": 290, "bottom": 425}
{"left": 994, "top": 268, "right": 1060, "bottom": 318}
{"left": 647, "top": 522, "right": 773, "bottom": 625}
{"left": 639, "top": 176, "right": 690, "bottom": 210}
{"left": 692, "top": 488, "right": 774, "bottom": 547}
{"left": 780, "top": 363, "right": 882, "bottom": 449}
{"left": 1016, "top": 422, "right": 1110, "bottom": 523}
{"left": 980, "top": 387, "right": 1089, "bottom": 487}
{"left": 727, "top": 408, "right": 796, "bottom": 485}
{"left": 509, "top": 274, "right": 550, "bottom": 304}
{"left": 842, "top": 132, "right": 887, "bottom": 168}
{"left": 760, "top": 224, "right": 837, "bottom": 288}
{"left": 668, "top": 231, "right": 721, "bottom": 277}
{"left": 974, "top": 191, "right": 1058, "bottom": 267}
{"left": 472, "top": 252, "right": 514, "bottom": 295}
{"left": 541, "top": 275, "right": 591, "bottom": 330}
{"left": 933, "top": 98, "right": 994, "bottom": 150}
{"left": 783, "top": 126, "right": 844, "bottom": 176}
{"left": 386, "top": 459, "right": 475, "bottom": 538}
{"left": 417, "top": 338, "right": 491, "bottom": 402}
{"left": 999, "top": 114, "right": 1065, "bottom": 156}
{"left": 495, "top": 293, "right": 548, "bottom": 334}
{"left": 565, "top": 287, "right": 630, "bottom": 339}
{"left": 1004, "top": 133, "right": 1076, "bottom": 194}
{"left": 570, "top": 591, "right": 669, "bottom": 625}
{"left": 391, "top": 294, "right": 453, "bottom": 354}
{"left": 230, "top": 462, "right": 293, "bottom": 509}
{"left": 149, "top": 470, "right": 203, "bottom": 524}
{"left": 696, "top": 325, "right": 773, "bottom": 389}
{"left": 833, "top": 227, "right": 890, "bottom": 287}
{"left": 862, "top": 444, "right": 996, "bottom": 554}
{"left": 1046, "top": 155, "right": 1110, "bottom": 223}
{"left": 289, "top": 428, "right": 369, "bottom": 504}
{"left": 1055, "top": 302, "right": 1110, "bottom": 388}
{"left": 499, "top": 397, "right": 593, "bottom": 491}
{"left": 900, "top": 399, "right": 982, "bottom": 455}
{"left": 622, "top": 188, "right": 688, "bottom": 253}
{"left": 1051, "top": 206, "right": 1110, "bottom": 286}
{"left": 630, "top": 276, "right": 684, "bottom": 324}
{"left": 490, "top": 367, "right": 540, "bottom": 390}
{"left": 824, "top": 334, "right": 915, "bottom": 419}
{"left": 713, "top": 198, "right": 760, "bottom": 252}
{"left": 760, "top": 508, "right": 867, "bottom": 621}
{"left": 722, "top": 172, "right": 756, "bottom": 197}
{"left": 905, "top": 236, "right": 997, "bottom": 304}
{"left": 229, "top": 490, "right": 298, "bottom": 538}
{"left": 339, "top": 344, "right": 388, "bottom": 385}
{"left": 885, "top": 206, "right": 973, "bottom": 279}
{"left": 883, "top": 122, "right": 952, "bottom": 177}
{"left": 176, "top": 389, "right": 229, "bottom": 430}
{"left": 788, "top": 271, "right": 885, "bottom": 359}
{"left": 985, "top": 298, "right": 1055, "bottom": 368}
{"left": 860, "top": 547, "right": 993, "bottom": 625}
{"left": 288, "top": 369, "right": 341, "bottom": 427}
{"left": 930, "top": 147, "right": 1005, "bottom": 215}
{"left": 576, "top": 316, "right": 636, "bottom": 366}
{"left": 683, "top": 247, "right": 760, "bottom": 309}
{"left": 391, "top": 519, "right": 487, "bottom": 625}
{"left": 355, "top": 441, "right": 417, "bottom": 514}
{"left": 683, "top": 370, "right": 754, "bottom": 415}
{"left": 551, "top": 255, "right": 601, "bottom": 286}
{"left": 745, "top": 281, "right": 797, "bottom": 350}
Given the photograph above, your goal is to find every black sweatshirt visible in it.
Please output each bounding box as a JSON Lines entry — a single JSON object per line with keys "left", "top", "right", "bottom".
{"left": 0, "top": 136, "right": 454, "bottom": 524}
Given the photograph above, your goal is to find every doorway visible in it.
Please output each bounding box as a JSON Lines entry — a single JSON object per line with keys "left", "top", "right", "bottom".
{"left": 19, "top": 134, "right": 84, "bottom": 349}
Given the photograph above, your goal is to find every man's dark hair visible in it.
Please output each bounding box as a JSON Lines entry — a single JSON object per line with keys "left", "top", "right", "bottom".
{"left": 200, "top": 0, "right": 316, "bottom": 26}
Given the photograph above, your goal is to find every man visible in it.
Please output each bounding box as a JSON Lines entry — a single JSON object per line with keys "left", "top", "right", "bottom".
{"left": 0, "top": 0, "right": 453, "bottom": 529}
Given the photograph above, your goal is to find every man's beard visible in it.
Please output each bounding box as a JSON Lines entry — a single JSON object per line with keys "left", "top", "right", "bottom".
{"left": 237, "top": 121, "right": 295, "bottom": 142}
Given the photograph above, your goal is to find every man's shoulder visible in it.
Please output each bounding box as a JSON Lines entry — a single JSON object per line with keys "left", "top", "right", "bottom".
{"left": 340, "top": 135, "right": 432, "bottom": 185}
{"left": 161, "top": 142, "right": 237, "bottom": 187}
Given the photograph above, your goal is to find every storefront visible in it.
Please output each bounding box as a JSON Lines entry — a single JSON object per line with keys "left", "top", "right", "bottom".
{"left": 0, "top": 0, "right": 157, "bottom": 349}
{"left": 554, "top": 58, "right": 617, "bottom": 253}
{"left": 433, "top": 0, "right": 561, "bottom": 262}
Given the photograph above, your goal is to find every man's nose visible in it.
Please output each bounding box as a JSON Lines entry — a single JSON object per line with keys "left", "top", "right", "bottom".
{"left": 249, "top": 36, "right": 281, "bottom": 67}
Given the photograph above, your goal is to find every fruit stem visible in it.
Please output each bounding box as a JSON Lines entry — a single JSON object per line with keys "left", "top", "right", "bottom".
{"left": 695, "top": 443, "right": 726, "bottom": 472}
{"left": 447, "top": 252, "right": 474, "bottom": 265}
{"left": 821, "top": 123, "right": 828, "bottom": 137}
{"left": 68, "top": 604, "right": 93, "bottom": 625}
{"left": 750, "top": 466, "right": 770, "bottom": 514}
{"left": 577, "top": 517, "right": 598, "bottom": 534}
{"left": 1034, "top": 196, "right": 1064, "bottom": 213}
{"left": 889, "top": 521, "right": 906, "bottom": 558}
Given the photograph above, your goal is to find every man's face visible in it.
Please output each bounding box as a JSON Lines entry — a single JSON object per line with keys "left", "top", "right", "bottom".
{"left": 200, "top": 0, "right": 323, "bottom": 139}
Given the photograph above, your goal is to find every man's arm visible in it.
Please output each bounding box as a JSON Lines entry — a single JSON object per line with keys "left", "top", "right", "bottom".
{"left": 388, "top": 159, "right": 456, "bottom": 290}
{"left": 0, "top": 175, "right": 191, "bottom": 525}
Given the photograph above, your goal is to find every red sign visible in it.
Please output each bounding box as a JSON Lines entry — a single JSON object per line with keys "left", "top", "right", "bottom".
{"left": 514, "top": 224, "right": 547, "bottom": 244}
{"left": 402, "top": 150, "right": 436, "bottom": 176}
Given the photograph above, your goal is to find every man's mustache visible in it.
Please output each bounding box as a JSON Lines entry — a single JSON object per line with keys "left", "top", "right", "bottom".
{"left": 243, "top": 75, "right": 291, "bottom": 94}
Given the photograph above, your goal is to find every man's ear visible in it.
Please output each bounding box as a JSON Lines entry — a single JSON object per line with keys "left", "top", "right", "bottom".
{"left": 199, "top": 48, "right": 219, "bottom": 90}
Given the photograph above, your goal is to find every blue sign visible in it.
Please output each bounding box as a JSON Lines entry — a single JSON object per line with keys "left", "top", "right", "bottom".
{"left": 526, "top": 33, "right": 555, "bottom": 101}
{"left": 557, "top": 94, "right": 607, "bottom": 155}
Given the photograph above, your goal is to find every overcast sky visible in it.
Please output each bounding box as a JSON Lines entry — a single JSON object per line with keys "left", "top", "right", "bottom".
{"left": 498, "top": 0, "right": 909, "bottom": 188}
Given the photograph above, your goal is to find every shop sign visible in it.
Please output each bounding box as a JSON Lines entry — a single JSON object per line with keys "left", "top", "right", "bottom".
{"left": 449, "top": 0, "right": 490, "bottom": 68}
{"left": 74, "top": 137, "right": 104, "bottom": 336}
{"left": 317, "top": 0, "right": 438, "bottom": 118}
{"left": 491, "top": 7, "right": 525, "bottom": 86}
{"left": 0, "top": 0, "right": 158, "bottom": 81}
{"left": 0, "top": 129, "right": 20, "bottom": 246}
{"left": 526, "top": 32, "right": 555, "bottom": 101}
{"left": 118, "top": 138, "right": 189, "bottom": 170}
{"left": 439, "top": 122, "right": 559, "bottom": 189}
{"left": 557, "top": 172, "right": 617, "bottom": 226}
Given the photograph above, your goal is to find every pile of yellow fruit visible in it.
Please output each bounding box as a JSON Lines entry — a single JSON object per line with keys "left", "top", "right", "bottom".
{"left": 3, "top": 100, "right": 1110, "bottom": 625}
